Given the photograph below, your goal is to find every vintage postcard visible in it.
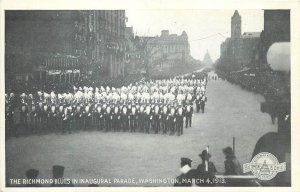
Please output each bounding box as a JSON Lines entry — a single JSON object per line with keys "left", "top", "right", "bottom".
{"left": 0, "top": 0, "right": 299, "bottom": 191}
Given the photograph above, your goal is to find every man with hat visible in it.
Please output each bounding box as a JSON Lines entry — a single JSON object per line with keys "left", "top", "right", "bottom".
{"left": 200, "top": 94, "right": 207, "bottom": 113}
{"left": 83, "top": 104, "right": 92, "bottom": 130}
{"left": 176, "top": 103, "right": 185, "bottom": 136}
{"left": 174, "top": 157, "right": 197, "bottom": 187}
{"left": 161, "top": 104, "right": 169, "bottom": 134}
{"left": 195, "top": 149, "right": 217, "bottom": 186}
{"left": 48, "top": 104, "right": 58, "bottom": 132}
{"left": 222, "top": 146, "right": 244, "bottom": 186}
{"left": 223, "top": 146, "right": 243, "bottom": 175}
{"left": 138, "top": 104, "right": 146, "bottom": 132}
{"left": 185, "top": 102, "right": 193, "bottom": 128}
{"left": 168, "top": 103, "right": 177, "bottom": 135}
{"left": 121, "top": 104, "right": 129, "bottom": 132}
{"left": 29, "top": 101, "right": 39, "bottom": 133}
{"left": 19, "top": 94, "right": 29, "bottom": 131}
{"left": 104, "top": 104, "right": 112, "bottom": 132}
{"left": 130, "top": 103, "right": 138, "bottom": 132}
{"left": 50, "top": 165, "right": 74, "bottom": 187}
{"left": 74, "top": 104, "right": 83, "bottom": 131}
{"left": 41, "top": 102, "right": 49, "bottom": 133}
{"left": 152, "top": 102, "right": 161, "bottom": 134}
{"left": 112, "top": 103, "right": 121, "bottom": 132}
{"left": 195, "top": 93, "right": 201, "bottom": 113}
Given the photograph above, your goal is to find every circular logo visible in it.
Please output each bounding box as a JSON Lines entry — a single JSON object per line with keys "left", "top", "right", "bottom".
{"left": 250, "top": 152, "right": 280, "bottom": 180}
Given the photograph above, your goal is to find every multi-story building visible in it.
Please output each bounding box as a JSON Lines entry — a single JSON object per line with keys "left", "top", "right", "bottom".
{"left": 5, "top": 10, "right": 127, "bottom": 83}
{"left": 124, "top": 27, "right": 144, "bottom": 75}
{"left": 147, "top": 30, "right": 190, "bottom": 66}
{"left": 5, "top": 11, "right": 80, "bottom": 83}
{"left": 219, "top": 10, "right": 261, "bottom": 72}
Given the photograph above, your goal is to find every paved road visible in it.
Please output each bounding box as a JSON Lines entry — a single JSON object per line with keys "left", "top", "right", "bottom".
{"left": 6, "top": 79, "right": 277, "bottom": 186}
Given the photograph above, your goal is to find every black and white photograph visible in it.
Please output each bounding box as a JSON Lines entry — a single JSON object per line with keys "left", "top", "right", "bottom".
{"left": 1, "top": 0, "right": 298, "bottom": 190}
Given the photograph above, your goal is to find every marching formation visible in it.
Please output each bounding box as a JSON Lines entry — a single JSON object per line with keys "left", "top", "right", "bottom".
{"left": 5, "top": 75, "right": 208, "bottom": 137}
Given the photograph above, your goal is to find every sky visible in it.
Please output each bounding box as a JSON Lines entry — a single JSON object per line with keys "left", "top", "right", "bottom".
{"left": 126, "top": 10, "right": 264, "bottom": 62}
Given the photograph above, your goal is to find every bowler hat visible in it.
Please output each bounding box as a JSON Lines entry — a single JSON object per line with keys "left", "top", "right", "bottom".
{"left": 199, "top": 150, "right": 211, "bottom": 160}
{"left": 222, "top": 146, "right": 234, "bottom": 156}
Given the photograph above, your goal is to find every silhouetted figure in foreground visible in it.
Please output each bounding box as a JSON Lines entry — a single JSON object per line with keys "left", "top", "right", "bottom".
{"left": 174, "top": 157, "right": 197, "bottom": 187}
{"left": 195, "top": 150, "right": 217, "bottom": 186}
{"left": 25, "top": 169, "right": 41, "bottom": 187}
{"left": 50, "top": 165, "right": 74, "bottom": 187}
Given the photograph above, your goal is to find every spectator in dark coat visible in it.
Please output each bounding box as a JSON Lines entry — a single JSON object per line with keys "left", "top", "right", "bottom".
{"left": 174, "top": 157, "right": 197, "bottom": 187}
{"left": 222, "top": 146, "right": 244, "bottom": 186}
{"left": 195, "top": 150, "right": 217, "bottom": 186}
{"left": 223, "top": 146, "right": 243, "bottom": 175}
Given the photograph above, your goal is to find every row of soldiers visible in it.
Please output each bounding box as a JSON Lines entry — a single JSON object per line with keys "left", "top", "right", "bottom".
{"left": 5, "top": 77, "right": 208, "bottom": 137}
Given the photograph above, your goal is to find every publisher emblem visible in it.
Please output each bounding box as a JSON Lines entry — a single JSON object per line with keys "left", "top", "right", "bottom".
{"left": 243, "top": 152, "right": 286, "bottom": 180}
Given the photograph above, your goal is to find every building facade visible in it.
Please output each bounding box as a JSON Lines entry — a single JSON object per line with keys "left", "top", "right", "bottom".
{"left": 124, "top": 27, "right": 144, "bottom": 75}
{"left": 5, "top": 10, "right": 127, "bottom": 83}
{"left": 147, "top": 30, "right": 190, "bottom": 67}
{"left": 219, "top": 10, "right": 261, "bottom": 72}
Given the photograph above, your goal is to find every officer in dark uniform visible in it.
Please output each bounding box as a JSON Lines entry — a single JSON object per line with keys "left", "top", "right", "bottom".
{"left": 138, "top": 105, "right": 146, "bottom": 132}
{"left": 185, "top": 102, "right": 193, "bottom": 128}
{"left": 36, "top": 102, "right": 43, "bottom": 133}
{"left": 200, "top": 94, "right": 207, "bottom": 113}
{"left": 121, "top": 104, "right": 129, "bottom": 132}
{"left": 169, "top": 104, "right": 177, "bottom": 135}
{"left": 105, "top": 104, "right": 112, "bottom": 132}
{"left": 174, "top": 157, "right": 197, "bottom": 187}
{"left": 127, "top": 102, "right": 132, "bottom": 131}
{"left": 195, "top": 94, "right": 201, "bottom": 113}
{"left": 83, "top": 104, "right": 92, "bottom": 130}
{"left": 145, "top": 104, "right": 152, "bottom": 133}
{"left": 42, "top": 103, "right": 49, "bottom": 132}
{"left": 48, "top": 104, "right": 58, "bottom": 132}
{"left": 74, "top": 104, "right": 83, "bottom": 131}
{"left": 57, "top": 105, "right": 65, "bottom": 133}
{"left": 112, "top": 104, "right": 121, "bottom": 131}
{"left": 29, "top": 102, "right": 38, "bottom": 133}
{"left": 69, "top": 104, "right": 76, "bottom": 132}
{"left": 152, "top": 103, "right": 161, "bottom": 134}
{"left": 62, "top": 106, "right": 72, "bottom": 134}
{"left": 91, "top": 103, "right": 97, "bottom": 129}
{"left": 99, "top": 103, "right": 105, "bottom": 130}
{"left": 130, "top": 103, "right": 138, "bottom": 132}
{"left": 20, "top": 99, "right": 29, "bottom": 132}
{"left": 9, "top": 92, "right": 16, "bottom": 110}
{"left": 161, "top": 104, "right": 169, "bottom": 134}
{"left": 94, "top": 104, "right": 102, "bottom": 130}
{"left": 176, "top": 103, "right": 185, "bottom": 136}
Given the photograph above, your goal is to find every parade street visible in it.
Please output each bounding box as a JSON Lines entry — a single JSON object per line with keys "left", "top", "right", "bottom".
{"left": 6, "top": 79, "right": 277, "bottom": 186}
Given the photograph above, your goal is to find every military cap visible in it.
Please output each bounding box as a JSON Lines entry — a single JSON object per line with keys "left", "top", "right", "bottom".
{"left": 181, "top": 157, "right": 192, "bottom": 167}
